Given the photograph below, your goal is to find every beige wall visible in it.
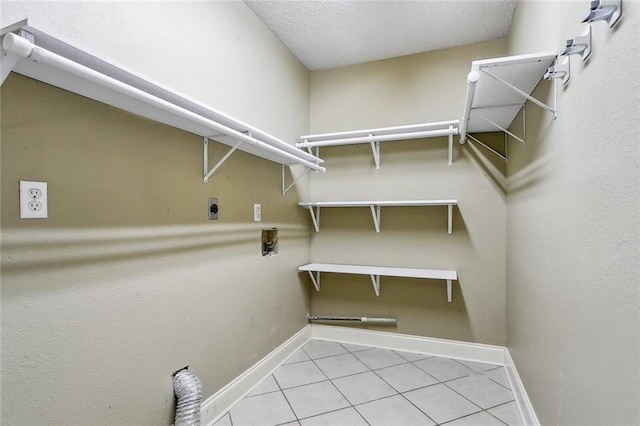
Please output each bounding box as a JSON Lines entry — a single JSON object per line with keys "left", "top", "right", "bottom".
{"left": 307, "top": 39, "right": 509, "bottom": 345}
{"left": 1, "top": 1, "right": 309, "bottom": 142}
{"left": 1, "top": 2, "right": 311, "bottom": 424}
{"left": 506, "top": 1, "right": 639, "bottom": 425}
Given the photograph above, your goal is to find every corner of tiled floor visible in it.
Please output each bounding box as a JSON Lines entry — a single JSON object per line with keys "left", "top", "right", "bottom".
{"left": 213, "top": 339, "right": 523, "bottom": 426}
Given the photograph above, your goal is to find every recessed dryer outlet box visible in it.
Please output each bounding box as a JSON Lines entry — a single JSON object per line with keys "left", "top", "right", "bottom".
{"left": 20, "top": 180, "right": 48, "bottom": 219}
{"left": 208, "top": 198, "right": 218, "bottom": 220}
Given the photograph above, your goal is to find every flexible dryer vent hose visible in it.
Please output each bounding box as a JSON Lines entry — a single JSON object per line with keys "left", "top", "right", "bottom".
{"left": 173, "top": 368, "right": 202, "bottom": 426}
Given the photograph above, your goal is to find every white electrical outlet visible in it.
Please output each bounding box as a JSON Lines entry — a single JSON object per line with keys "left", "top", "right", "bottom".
{"left": 20, "top": 180, "right": 48, "bottom": 219}
{"left": 254, "top": 203, "right": 261, "bottom": 221}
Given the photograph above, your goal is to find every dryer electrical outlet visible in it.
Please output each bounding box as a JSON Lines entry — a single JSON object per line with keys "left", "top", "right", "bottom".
{"left": 20, "top": 180, "right": 48, "bottom": 219}
{"left": 208, "top": 198, "right": 219, "bottom": 220}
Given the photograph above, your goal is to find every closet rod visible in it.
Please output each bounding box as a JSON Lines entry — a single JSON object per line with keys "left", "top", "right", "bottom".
{"left": 296, "top": 127, "right": 458, "bottom": 148}
{"left": 459, "top": 70, "right": 479, "bottom": 144}
{"left": 2, "top": 32, "right": 326, "bottom": 173}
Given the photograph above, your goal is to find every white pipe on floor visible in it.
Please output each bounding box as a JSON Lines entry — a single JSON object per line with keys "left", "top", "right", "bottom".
{"left": 307, "top": 315, "right": 397, "bottom": 325}
{"left": 2, "top": 32, "right": 326, "bottom": 173}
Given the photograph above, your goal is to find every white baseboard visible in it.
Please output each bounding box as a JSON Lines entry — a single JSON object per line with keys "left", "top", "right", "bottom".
{"left": 504, "top": 348, "right": 540, "bottom": 426}
{"left": 311, "top": 324, "right": 506, "bottom": 365}
{"left": 201, "top": 324, "right": 538, "bottom": 426}
{"left": 201, "top": 325, "right": 312, "bottom": 426}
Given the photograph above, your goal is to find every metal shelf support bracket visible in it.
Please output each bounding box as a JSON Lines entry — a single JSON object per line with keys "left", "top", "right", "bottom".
{"left": 282, "top": 165, "right": 311, "bottom": 196}
{"left": 370, "top": 204, "right": 381, "bottom": 233}
{"left": 203, "top": 136, "right": 245, "bottom": 183}
{"left": 545, "top": 56, "right": 570, "bottom": 85}
{"left": 481, "top": 67, "right": 558, "bottom": 119}
{"left": 448, "top": 125, "right": 454, "bottom": 166}
{"left": 581, "top": 0, "right": 622, "bottom": 27}
{"left": 306, "top": 270, "right": 321, "bottom": 292}
{"left": 304, "top": 205, "right": 321, "bottom": 232}
{"left": 370, "top": 137, "right": 381, "bottom": 170}
{"left": 370, "top": 275, "right": 381, "bottom": 296}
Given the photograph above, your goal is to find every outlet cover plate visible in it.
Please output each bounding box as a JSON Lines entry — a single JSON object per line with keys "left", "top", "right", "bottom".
{"left": 20, "top": 180, "right": 48, "bottom": 219}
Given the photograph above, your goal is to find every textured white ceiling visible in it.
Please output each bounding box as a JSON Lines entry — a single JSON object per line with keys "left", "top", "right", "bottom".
{"left": 244, "top": 0, "right": 517, "bottom": 71}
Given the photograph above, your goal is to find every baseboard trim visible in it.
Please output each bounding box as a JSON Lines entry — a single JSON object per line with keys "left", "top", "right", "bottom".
{"left": 201, "top": 325, "right": 312, "bottom": 426}
{"left": 504, "top": 348, "right": 540, "bottom": 426}
{"left": 201, "top": 324, "right": 539, "bottom": 426}
{"left": 311, "top": 324, "right": 506, "bottom": 365}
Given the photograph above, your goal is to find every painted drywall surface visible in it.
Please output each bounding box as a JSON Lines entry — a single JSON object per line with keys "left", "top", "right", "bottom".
{"left": 506, "top": 2, "right": 639, "bottom": 425}
{"left": 1, "top": 73, "right": 310, "bottom": 425}
{"left": 0, "top": 2, "right": 311, "bottom": 424}
{"left": 1, "top": 1, "right": 309, "bottom": 146}
{"left": 307, "top": 40, "right": 510, "bottom": 345}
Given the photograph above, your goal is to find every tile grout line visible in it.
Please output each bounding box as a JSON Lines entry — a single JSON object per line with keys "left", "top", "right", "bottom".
{"left": 334, "top": 342, "right": 448, "bottom": 426}
{"left": 307, "top": 342, "right": 373, "bottom": 425}
{"left": 451, "top": 358, "right": 514, "bottom": 391}
{"left": 401, "top": 360, "right": 482, "bottom": 426}
{"left": 366, "top": 359, "right": 440, "bottom": 425}
{"left": 286, "top": 342, "right": 372, "bottom": 425}
{"left": 215, "top": 339, "right": 521, "bottom": 426}
{"left": 300, "top": 342, "right": 515, "bottom": 426}
{"left": 394, "top": 357, "right": 516, "bottom": 425}
{"left": 440, "top": 376, "right": 516, "bottom": 425}
{"left": 270, "top": 372, "right": 302, "bottom": 425}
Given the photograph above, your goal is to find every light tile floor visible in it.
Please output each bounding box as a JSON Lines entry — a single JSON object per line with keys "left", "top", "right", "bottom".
{"left": 214, "top": 339, "right": 523, "bottom": 426}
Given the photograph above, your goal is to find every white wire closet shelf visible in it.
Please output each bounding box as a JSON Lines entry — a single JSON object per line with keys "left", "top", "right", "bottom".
{"left": 298, "top": 263, "right": 458, "bottom": 302}
{"left": 299, "top": 200, "right": 457, "bottom": 234}
{"left": 0, "top": 22, "right": 325, "bottom": 184}
{"left": 297, "top": 120, "right": 460, "bottom": 167}
{"left": 459, "top": 51, "right": 558, "bottom": 146}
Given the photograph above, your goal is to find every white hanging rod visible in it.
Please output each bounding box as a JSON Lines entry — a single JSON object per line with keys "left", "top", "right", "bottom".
{"left": 296, "top": 127, "right": 458, "bottom": 148}
{"left": 300, "top": 120, "right": 460, "bottom": 141}
{"left": 297, "top": 120, "right": 459, "bottom": 148}
{"left": 2, "top": 31, "right": 325, "bottom": 176}
{"left": 459, "top": 71, "right": 479, "bottom": 145}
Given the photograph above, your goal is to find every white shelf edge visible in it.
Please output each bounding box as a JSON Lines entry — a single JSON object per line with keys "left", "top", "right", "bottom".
{"left": 296, "top": 120, "right": 459, "bottom": 167}
{"left": 298, "top": 263, "right": 458, "bottom": 302}
{"left": 300, "top": 120, "right": 460, "bottom": 142}
{"left": 299, "top": 200, "right": 457, "bottom": 234}
{"left": 298, "top": 200, "right": 457, "bottom": 207}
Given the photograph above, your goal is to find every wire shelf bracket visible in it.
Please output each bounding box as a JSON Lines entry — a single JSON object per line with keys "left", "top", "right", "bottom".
{"left": 203, "top": 136, "right": 244, "bottom": 183}
{"left": 480, "top": 67, "right": 557, "bottom": 120}
{"left": 1, "top": 21, "right": 326, "bottom": 187}
{"left": 298, "top": 120, "right": 460, "bottom": 168}
{"left": 299, "top": 200, "right": 457, "bottom": 234}
{"left": 299, "top": 263, "right": 458, "bottom": 302}
{"left": 459, "top": 52, "right": 557, "bottom": 145}
{"left": 281, "top": 164, "right": 312, "bottom": 196}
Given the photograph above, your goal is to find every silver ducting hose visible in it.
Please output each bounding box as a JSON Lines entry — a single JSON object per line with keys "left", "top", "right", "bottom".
{"left": 173, "top": 368, "right": 202, "bottom": 426}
